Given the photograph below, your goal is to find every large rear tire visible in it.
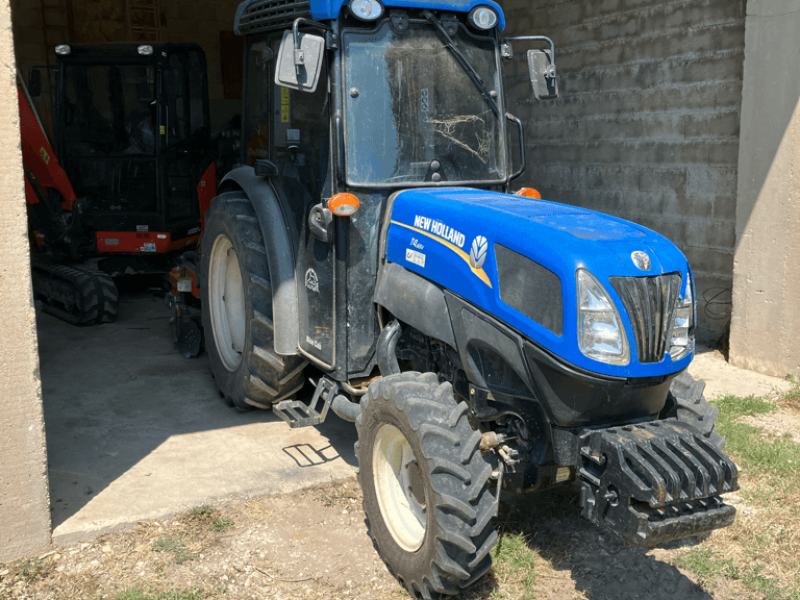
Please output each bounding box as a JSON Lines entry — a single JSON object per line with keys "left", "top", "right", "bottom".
{"left": 662, "top": 371, "right": 725, "bottom": 450}
{"left": 200, "top": 192, "right": 306, "bottom": 410}
{"left": 356, "top": 372, "right": 499, "bottom": 598}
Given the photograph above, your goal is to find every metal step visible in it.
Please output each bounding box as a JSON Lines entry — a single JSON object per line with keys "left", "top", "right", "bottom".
{"left": 273, "top": 377, "right": 338, "bottom": 428}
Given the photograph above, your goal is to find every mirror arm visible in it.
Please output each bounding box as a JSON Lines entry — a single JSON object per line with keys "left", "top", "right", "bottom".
{"left": 292, "top": 18, "right": 331, "bottom": 74}
{"left": 507, "top": 112, "right": 526, "bottom": 181}
{"left": 504, "top": 35, "right": 556, "bottom": 63}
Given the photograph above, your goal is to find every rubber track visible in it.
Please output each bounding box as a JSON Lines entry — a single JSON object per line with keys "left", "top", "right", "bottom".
{"left": 89, "top": 269, "right": 119, "bottom": 324}
{"left": 31, "top": 257, "right": 100, "bottom": 325}
{"left": 356, "top": 372, "right": 500, "bottom": 598}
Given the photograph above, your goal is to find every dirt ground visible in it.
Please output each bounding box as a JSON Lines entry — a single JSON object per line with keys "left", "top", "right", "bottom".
{"left": 0, "top": 349, "right": 793, "bottom": 600}
{"left": 0, "top": 479, "right": 720, "bottom": 600}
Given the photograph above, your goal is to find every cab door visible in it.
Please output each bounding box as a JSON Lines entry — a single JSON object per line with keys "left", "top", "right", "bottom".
{"left": 265, "top": 35, "right": 335, "bottom": 368}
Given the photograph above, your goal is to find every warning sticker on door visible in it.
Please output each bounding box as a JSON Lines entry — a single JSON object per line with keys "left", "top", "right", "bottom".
{"left": 280, "top": 87, "right": 290, "bottom": 123}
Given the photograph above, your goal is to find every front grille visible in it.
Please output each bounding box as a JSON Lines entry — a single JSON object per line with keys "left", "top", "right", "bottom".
{"left": 610, "top": 273, "right": 681, "bottom": 363}
{"left": 235, "top": 0, "right": 312, "bottom": 35}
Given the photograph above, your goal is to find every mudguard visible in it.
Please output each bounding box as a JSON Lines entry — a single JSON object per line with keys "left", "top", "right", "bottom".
{"left": 219, "top": 166, "right": 299, "bottom": 356}
{"left": 374, "top": 262, "right": 456, "bottom": 348}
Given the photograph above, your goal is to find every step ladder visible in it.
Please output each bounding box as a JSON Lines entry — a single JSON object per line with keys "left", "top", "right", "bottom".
{"left": 273, "top": 377, "right": 338, "bottom": 428}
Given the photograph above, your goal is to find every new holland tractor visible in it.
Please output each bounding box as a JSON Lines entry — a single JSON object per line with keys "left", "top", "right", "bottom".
{"left": 187, "top": 0, "right": 740, "bottom": 595}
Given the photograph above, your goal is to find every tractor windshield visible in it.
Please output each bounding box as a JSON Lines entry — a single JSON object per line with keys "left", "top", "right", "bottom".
{"left": 343, "top": 21, "right": 505, "bottom": 185}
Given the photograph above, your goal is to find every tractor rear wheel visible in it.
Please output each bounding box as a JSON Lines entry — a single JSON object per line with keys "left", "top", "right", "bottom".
{"left": 200, "top": 192, "right": 306, "bottom": 410}
{"left": 356, "top": 372, "right": 499, "bottom": 598}
{"left": 662, "top": 371, "right": 725, "bottom": 450}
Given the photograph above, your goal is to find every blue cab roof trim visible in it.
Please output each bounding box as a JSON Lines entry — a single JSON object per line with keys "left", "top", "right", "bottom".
{"left": 234, "top": 0, "right": 506, "bottom": 32}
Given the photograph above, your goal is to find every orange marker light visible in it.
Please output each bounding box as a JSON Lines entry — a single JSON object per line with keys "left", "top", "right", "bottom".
{"left": 328, "top": 193, "right": 361, "bottom": 217}
{"left": 515, "top": 187, "right": 542, "bottom": 199}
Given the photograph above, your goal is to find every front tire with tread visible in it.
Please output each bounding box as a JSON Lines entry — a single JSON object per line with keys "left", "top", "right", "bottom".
{"left": 662, "top": 371, "right": 725, "bottom": 449}
{"left": 200, "top": 192, "right": 306, "bottom": 410}
{"left": 356, "top": 372, "right": 499, "bottom": 598}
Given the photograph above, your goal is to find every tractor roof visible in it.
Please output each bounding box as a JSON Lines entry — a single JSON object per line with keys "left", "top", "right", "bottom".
{"left": 234, "top": 0, "right": 505, "bottom": 36}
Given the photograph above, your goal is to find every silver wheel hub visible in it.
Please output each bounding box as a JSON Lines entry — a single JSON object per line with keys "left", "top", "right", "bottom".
{"left": 373, "top": 424, "right": 427, "bottom": 552}
{"left": 208, "top": 234, "right": 246, "bottom": 371}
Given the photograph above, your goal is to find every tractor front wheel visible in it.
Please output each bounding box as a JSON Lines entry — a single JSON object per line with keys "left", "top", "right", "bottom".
{"left": 662, "top": 371, "right": 726, "bottom": 450}
{"left": 356, "top": 372, "right": 499, "bottom": 598}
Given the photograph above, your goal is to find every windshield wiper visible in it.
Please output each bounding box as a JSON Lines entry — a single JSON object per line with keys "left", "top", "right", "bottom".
{"left": 422, "top": 9, "right": 500, "bottom": 117}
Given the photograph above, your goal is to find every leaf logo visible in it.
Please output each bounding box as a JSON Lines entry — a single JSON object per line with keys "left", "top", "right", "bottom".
{"left": 469, "top": 235, "right": 488, "bottom": 270}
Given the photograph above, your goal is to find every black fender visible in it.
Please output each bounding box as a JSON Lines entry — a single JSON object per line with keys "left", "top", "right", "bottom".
{"left": 219, "top": 166, "right": 299, "bottom": 356}
{"left": 374, "top": 262, "right": 456, "bottom": 349}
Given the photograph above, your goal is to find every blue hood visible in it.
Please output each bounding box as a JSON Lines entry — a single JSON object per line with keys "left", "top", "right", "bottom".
{"left": 384, "top": 187, "right": 693, "bottom": 378}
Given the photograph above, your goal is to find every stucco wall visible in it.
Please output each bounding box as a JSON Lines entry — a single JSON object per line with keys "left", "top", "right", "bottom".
{"left": 500, "top": 0, "right": 747, "bottom": 344}
{"left": 0, "top": 0, "right": 52, "bottom": 562}
{"left": 728, "top": 0, "right": 800, "bottom": 377}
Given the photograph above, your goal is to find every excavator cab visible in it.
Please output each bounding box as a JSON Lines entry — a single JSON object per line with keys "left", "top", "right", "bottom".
{"left": 22, "top": 43, "right": 215, "bottom": 326}
{"left": 52, "top": 43, "right": 214, "bottom": 257}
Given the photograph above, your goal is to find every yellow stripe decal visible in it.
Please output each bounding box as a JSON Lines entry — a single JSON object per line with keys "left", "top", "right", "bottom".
{"left": 391, "top": 220, "right": 493, "bottom": 288}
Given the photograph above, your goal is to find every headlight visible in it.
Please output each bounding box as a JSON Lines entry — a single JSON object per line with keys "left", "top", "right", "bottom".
{"left": 468, "top": 6, "right": 498, "bottom": 29}
{"left": 55, "top": 44, "right": 71, "bottom": 55}
{"left": 668, "top": 272, "right": 695, "bottom": 360}
{"left": 576, "top": 269, "right": 629, "bottom": 365}
{"left": 137, "top": 45, "right": 154, "bottom": 55}
{"left": 349, "top": 0, "right": 383, "bottom": 21}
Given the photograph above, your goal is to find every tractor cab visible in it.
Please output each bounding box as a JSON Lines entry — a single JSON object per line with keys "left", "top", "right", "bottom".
{"left": 51, "top": 43, "right": 213, "bottom": 253}
{"left": 233, "top": 0, "right": 555, "bottom": 375}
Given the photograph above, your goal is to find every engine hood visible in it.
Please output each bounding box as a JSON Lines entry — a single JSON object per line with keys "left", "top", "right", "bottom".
{"left": 384, "top": 187, "right": 694, "bottom": 378}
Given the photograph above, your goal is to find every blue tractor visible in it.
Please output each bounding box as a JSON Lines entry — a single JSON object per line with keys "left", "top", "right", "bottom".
{"left": 197, "top": 0, "right": 739, "bottom": 595}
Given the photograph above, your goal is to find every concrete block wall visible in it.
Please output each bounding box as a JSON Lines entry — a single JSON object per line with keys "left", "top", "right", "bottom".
{"left": 500, "top": 0, "right": 747, "bottom": 343}
{"left": 0, "top": 0, "right": 52, "bottom": 561}
{"left": 729, "top": 0, "right": 800, "bottom": 377}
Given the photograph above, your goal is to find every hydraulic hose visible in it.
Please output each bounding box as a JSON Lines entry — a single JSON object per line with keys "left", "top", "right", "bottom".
{"left": 377, "top": 320, "right": 402, "bottom": 377}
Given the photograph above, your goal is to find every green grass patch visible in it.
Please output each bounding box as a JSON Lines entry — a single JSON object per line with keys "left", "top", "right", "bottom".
{"left": 712, "top": 394, "right": 800, "bottom": 477}
{"left": 183, "top": 505, "right": 233, "bottom": 532}
{"left": 110, "top": 588, "right": 203, "bottom": 600}
{"left": 676, "top": 548, "right": 797, "bottom": 600}
{"left": 209, "top": 516, "right": 233, "bottom": 532}
{"left": 491, "top": 533, "right": 537, "bottom": 595}
{"left": 186, "top": 506, "right": 215, "bottom": 521}
{"left": 152, "top": 536, "right": 196, "bottom": 565}
{"left": 16, "top": 557, "right": 46, "bottom": 583}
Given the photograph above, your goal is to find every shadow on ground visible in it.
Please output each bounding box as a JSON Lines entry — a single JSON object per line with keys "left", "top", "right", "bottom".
{"left": 38, "top": 285, "right": 357, "bottom": 537}
{"left": 471, "top": 486, "right": 713, "bottom": 600}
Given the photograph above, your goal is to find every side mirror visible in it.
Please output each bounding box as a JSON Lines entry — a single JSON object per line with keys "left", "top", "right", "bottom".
{"left": 28, "top": 69, "right": 42, "bottom": 97}
{"left": 275, "top": 29, "right": 325, "bottom": 93}
{"left": 527, "top": 49, "right": 557, "bottom": 100}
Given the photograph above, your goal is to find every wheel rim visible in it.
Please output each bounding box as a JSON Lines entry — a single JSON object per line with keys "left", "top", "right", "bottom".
{"left": 373, "top": 424, "right": 427, "bottom": 552}
{"left": 208, "top": 234, "right": 246, "bottom": 371}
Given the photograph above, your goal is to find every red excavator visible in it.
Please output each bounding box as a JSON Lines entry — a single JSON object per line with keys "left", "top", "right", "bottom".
{"left": 20, "top": 43, "right": 216, "bottom": 325}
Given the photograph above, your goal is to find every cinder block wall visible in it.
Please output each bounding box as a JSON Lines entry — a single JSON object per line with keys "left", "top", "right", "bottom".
{"left": 0, "top": 0, "right": 52, "bottom": 561}
{"left": 500, "top": 0, "right": 746, "bottom": 344}
{"left": 10, "top": 0, "right": 242, "bottom": 129}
